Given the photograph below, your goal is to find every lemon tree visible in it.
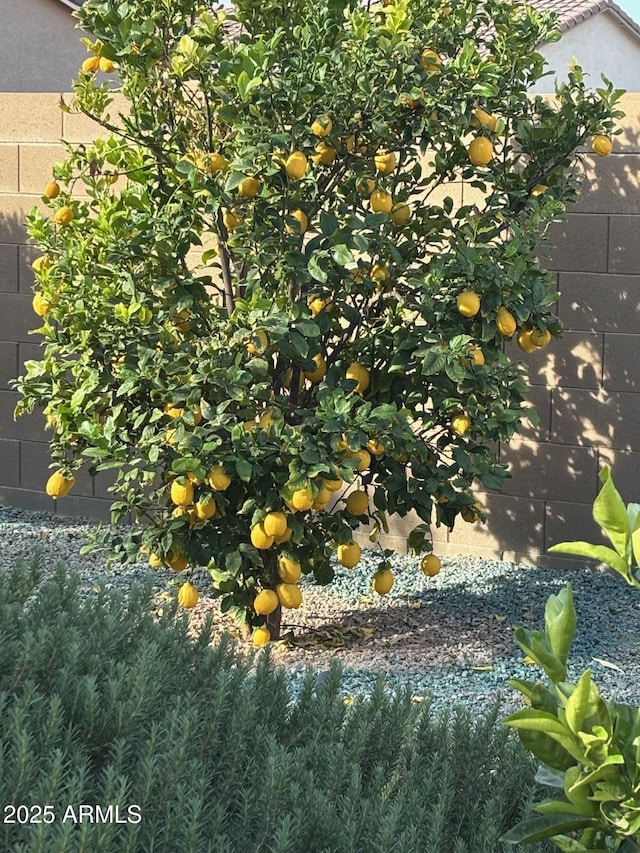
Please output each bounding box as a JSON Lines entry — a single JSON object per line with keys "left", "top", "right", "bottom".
{"left": 15, "top": 0, "right": 622, "bottom": 640}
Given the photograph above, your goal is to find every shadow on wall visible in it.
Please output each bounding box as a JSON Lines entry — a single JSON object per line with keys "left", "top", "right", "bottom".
{"left": 472, "top": 117, "right": 640, "bottom": 568}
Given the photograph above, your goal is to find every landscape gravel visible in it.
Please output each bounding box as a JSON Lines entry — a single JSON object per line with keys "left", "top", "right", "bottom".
{"left": 1, "top": 503, "right": 639, "bottom": 720}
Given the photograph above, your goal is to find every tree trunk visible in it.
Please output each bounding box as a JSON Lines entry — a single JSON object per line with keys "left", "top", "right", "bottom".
{"left": 265, "top": 604, "right": 282, "bottom": 641}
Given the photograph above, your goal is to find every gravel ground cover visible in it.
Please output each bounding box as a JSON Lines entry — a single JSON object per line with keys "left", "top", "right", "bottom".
{"left": 1, "top": 504, "right": 638, "bottom": 719}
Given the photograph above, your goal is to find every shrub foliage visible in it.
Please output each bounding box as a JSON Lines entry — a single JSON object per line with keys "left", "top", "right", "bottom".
{"left": 0, "top": 561, "right": 553, "bottom": 852}
{"left": 14, "top": 0, "right": 622, "bottom": 633}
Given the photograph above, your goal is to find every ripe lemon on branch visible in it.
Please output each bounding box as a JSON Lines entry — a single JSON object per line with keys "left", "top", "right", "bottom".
{"left": 468, "top": 136, "right": 493, "bottom": 167}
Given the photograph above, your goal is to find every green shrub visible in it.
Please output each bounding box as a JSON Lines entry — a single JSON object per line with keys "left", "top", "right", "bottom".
{"left": 0, "top": 560, "right": 550, "bottom": 852}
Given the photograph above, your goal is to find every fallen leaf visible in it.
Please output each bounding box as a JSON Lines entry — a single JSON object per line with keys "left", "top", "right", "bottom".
{"left": 493, "top": 614, "right": 506, "bottom": 622}
{"left": 592, "top": 657, "right": 625, "bottom": 674}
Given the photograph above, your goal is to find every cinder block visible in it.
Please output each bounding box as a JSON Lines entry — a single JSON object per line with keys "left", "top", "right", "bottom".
{"left": 0, "top": 342, "right": 19, "bottom": 389}
{"left": 93, "top": 468, "right": 120, "bottom": 500}
{"left": 603, "top": 334, "right": 640, "bottom": 391}
{"left": 19, "top": 440, "right": 94, "bottom": 497}
{"left": 61, "top": 93, "right": 129, "bottom": 144}
{"left": 597, "top": 448, "right": 640, "bottom": 504}
{"left": 0, "top": 195, "right": 48, "bottom": 244}
{"left": 0, "top": 485, "right": 55, "bottom": 514}
{"left": 0, "top": 145, "right": 20, "bottom": 193}
{"left": 0, "top": 244, "right": 19, "bottom": 292}
{"left": 0, "top": 292, "right": 39, "bottom": 344}
{"left": 53, "top": 497, "right": 117, "bottom": 523}
{"left": 429, "top": 182, "right": 463, "bottom": 208}
{"left": 460, "top": 180, "right": 486, "bottom": 207}
{"left": 0, "top": 392, "right": 47, "bottom": 442}
{"left": 18, "top": 144, "right": 67, "bottom": 195}
{"left": 0, "top": 94, "right": 63, "bottom": 143}
{"left": 614, "top": 95, "right": 640, "bottom": 153}
{"left": 573, "top": 155, "right": 640, "bottom": 215}
{"left": 0, "top": 439, "right": 20, "bottom": 486}
{"left": 551, "top": 387, "right": 640, "bottom": 451}
{"left": 544, "top": 215, "right": 609, "bottom": 272}
{"left": 500, "top": 438, "right": 599, "bottom": 502}
{"left": 557, "top": 272, "right": 640, "bottom": 333}
{"left": 524, "top": 331, "right": 603, "bottom": 389}
{"left": 609, "top": 215, "right": 640, "bottom": 274}
{"left": 18, "top": 342, "right": 45, "bottom": 373}
{"left": 447, "top": 491, "right": 545, "bottom": 560}
{"left": 545, "top": 500, "right": 604, "bottom": 558}
{"left": 18, "top": 245, "right": 39, "bottom": 292}
{"left": 517, "top": 384, "right": 552, "bottom": 442}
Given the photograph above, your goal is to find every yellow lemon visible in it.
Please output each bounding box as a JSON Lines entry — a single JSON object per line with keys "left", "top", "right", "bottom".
{"left": 286, "top": 209, "right": 308, "bottom": 235}
{"left": 390, "top": 203, "right": 411, "bottom": 226}
{"left": 346, "top": 362, "right": 370, "bottom": 393}
{"left": 148, "top": 553, "right": 163, "bottom": 569}
{"left": 290, "top": 488, "right": 314, "bottom": 511}
{"left": 337, "top": 541, "right": 361, "bottom": 569}
{"left": 247, "top": 329, "right": 269, "bottom": 355}
{"left": 471, "top": 107, "right": 497, "bottom": 131}
{"left": 374, "top": 150, "right": 397, "bottom": 175}
{"left": 170, "top": 479, "right": 194, "bottom": 507}
{"left": 353, "top": 449, "right": 371, "bottom": 471}
{"left": 208, "top": 465, "right": 231, "bottom": 490}
{"left": 223, "top": 209, "right": 243, "bottom": 230}
{"left": 312, "top": 485, "right": 332, "bottom": 510}
{"left": 592, "top": 135, "right": 612, "bottom": 157}
{"left": 32, "top": 255, "right": 52, "bottom": 274}
{"left": 456, "top": 290, "right": 481, "bottom": 318}
{"left": 45, "top": 470, "right": 75, "bottom": 498}
{"left": 53, "top": 206, "right": 73, "bottom": 226}
{"left": 461, "top": 501, "right": 482, "bottom": 522}
{"left": 308, "top": 296, "right": 327, "bottom": 315}
{"left": 252, "top": 626, "right": 271, "bottom": 646}
{"left": 285, "top": 151, "right": 307, "bottom": 180}
{"left": 321, "top": 477, "right": 343, "bottom": 492}
{"left": 367, "top": 438, "right": 386, "bottom": 456}
{"left": 345, "top": 490, "right": 369, "bottom": 515}
{"left": 166, "top": 549, "right": 188, "bottom": 572}
{"left": 274, "top": 526, "right": 293, "bottom": 544}
{"left": 370, "top": 189, "right": 393, "bottom": 214}
{"left": 195, "top": 495, "right": 217, "bottom": 520}
{"left": 251, "top": 523, "right": 274, "bottom": 549}
{"left": 311, "top": 142, "right": 337, "bottom": 166}
{"left": 304, "top": 353, "right": 326, "bottom": 382}
{"left": 277, "top": 583, "right": 302, "bottom": 609}
{"left": 421, "top": 554, "right": 441, "bottom": 577}
{"left": 468, "top": 346, "right": 485, "bottom": 366}
{"left": 451, "top": 414, "right": 471, "bottom": 436}
{"left": 373, "top": 568, "right": 394, "bottom": 595}
{"left": 164, "top": 403, "right": 185, "bottom": 419}
{"left": 496, "top": 306, "right": 517, "bottom": 337}
{"left": 278, "top": 556, "right": 302, "bottom": 584}
{"left": 177, "top": 581, "right": 199, "bottom": 608}
{"left": 530, "top": 328, "right": 552, "bottom": 348}
{"left": 254, "top": 589, "right": 279, "bottom": 615}
{"left": 517, "top": 328, "right": 536, "bottom": 353}
{"left": 263, "top": 511, "right": 288, "bottom": 539}
{"left": 98, "top": 56, "right": 115, "bottom": 73}
{"left": 32, "top": 292, "right": 52, "bottom": 317}
{"left": 468, "top": 136, "right": 493, "bottom": 167}
{"left": 238, "top": 176, "right": 261, "bottom": 198}
{"left": 420, "top": 49, "right": 441, "bottom": 73}
{"left": 530, "top": 184, "right": 548, "bottom": 197}
{"left": 44, "top": 181, "right": 60, "bottom": 200}
{"left": 207, "top": 153, "right": 228, "bottom": 174}
{"left": 81, "top": 55, "right": 100, "bottom": 73}
{"left": 311, "top": 114, "right": 333, "bottom": 136}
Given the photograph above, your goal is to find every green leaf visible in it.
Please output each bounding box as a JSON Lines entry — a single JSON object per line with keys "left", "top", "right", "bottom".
{"left": 545, "top": 584, "right": 576, "bottom": 669}
{"left": 235, "top": 458, "right": 252, "bottom": 482}
{"left": 548, "top": 542, "right": 630, "bottom": 578}
{"left": 564, "top": 670, "right": 593, "bottom": 735}
{"left": 501, "top": 814, "right": 593, "bottom": 844}
{"left": 593, "top": 465, "right": 630, "bottom": 558}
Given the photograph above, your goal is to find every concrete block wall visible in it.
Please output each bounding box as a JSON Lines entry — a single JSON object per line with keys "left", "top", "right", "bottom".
{"left": 1, "top": 92, "right": 639, "bottom": 567}
{"left": 0, "top": 93, "right": 119, "bottom": 520}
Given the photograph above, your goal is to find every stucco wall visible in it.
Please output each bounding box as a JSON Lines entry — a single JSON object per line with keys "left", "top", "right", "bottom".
{"left": 0, "top": 91, "right": 639, "bottom": 568}
{"left": 531, "top": 12, "right": 640, "bottom": 93}
{"left": 0, "top": 0, "right": 87, "bottom": 93}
